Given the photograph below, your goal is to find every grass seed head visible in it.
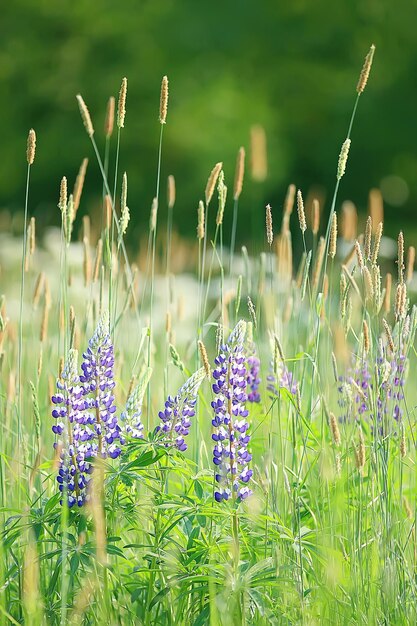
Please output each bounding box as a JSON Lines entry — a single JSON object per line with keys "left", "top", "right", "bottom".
{"left": 73, "top": 158, "right": 88, "bottom": 216}
{"left": 329, "top": 211, "right": 337, "bottom": 258}
{"left": 341, "top": 200, "right": 358, "bottom": 241}
{"left": 397, "top": 231, "right": 405, "bottom": 283}
{"left": 329, "top": 412, "right": 341, "bottom": 447}
{"left": 216, "top": 170, "right": 227, "bottom": 226}
{"left": 369, "top": 188, "right": 383, "bottom": 228}
{"left": 40, "top": 301, "right": 49, "bottom": 343}
{"left": 406, "top": 246, "right": 415, "bottom": 284}
{"left": 383, "top": 272, "right": 392, "bottom": 313}
{"left": 364, "top": 215, "right": 372, "bottom": 260}
{"left": 363, "top": 266, "right": 374, "bottom": 302}
{"left": 93, "top": 239, "right": 103, "bottom": 283}
{"left": 354, "top": 240, "right": 364, "bottom": 270}
{"left": 400, "top": 430, "right": 407, "bottom": 459}
{"left": 312, "top": 198, "right": 320, "bottom": 235}
{"left": 32, "top": 272, "right": 45, "bottom": 309}
{"left": 198, "top": 340, "right": 211, "bottom": 378}
{"left": 357, "top": 44, "right": 376, "bottom": 94}
{"left": 197, "top": 200, "right": 205, "bottom": 239}
{"left": 382, "top": 318, "right": 395, "bottom": 352}
{"left": 312, "top": 236, "right": 325, "bottom": 289}
{"left": 26, "top": 129, "right": 36, "bottom": 165}
{"left": 337, "top": 139, "right": 351, "bottom": 181}
{"left": 159, "top": 75, "right": 168, "bottom": 124}
{"left": 266, "top": 204, "right": 273, "bottom": 246}
{"left": 205, "top": 162, "right": 223, "bottom": 205}
{"left": 250, "top": 124, "right": 267, "bottom": 182}
{"left": 340, "top": 273, "right": 347, "bottom": 318}
{"left": 395, "top": 282, "right": 407, "bottom": 320}
{"left": 371, "top": 221, "right": 383, "bottom": 265}
{"left": 149, "top": 197, "right": 158, "bottom": 232}
{"left": 362, "top": 319, "right": 370, "bottom": 354}
{"left": 59, "top": 176, "right": 67, "bottom": 213}
{"left": 167, "top": 174, "right": 176, "bottom": 209}
{"left": 104, "top": 95, "right": 115, "bottom": 137}
{"left": 117, "top": 77, "right": 127, "bottom": 129}
{"left": 76, "top": 95, "right": 94, "bottom": 137}
{"left": 372, "top": 264, "right": 381, "bottom": 311}
{"left": 355, "top": 429, "right": 366, "bottom": 471}
{"left": 233, "top": 146, "right": 245, "bottom": 200}
{"left": 296, "top": 189, "right": 307, "bottom": 233}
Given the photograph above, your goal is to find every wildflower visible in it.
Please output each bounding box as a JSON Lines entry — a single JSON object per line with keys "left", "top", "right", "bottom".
{"left": 79, "top": 312, "right": 124, "bottom": 459}
{"left": 211, "top": 321, "right": 253, "bottom": 502}
{"left": 247, "top": 353, "right": 261, "bottom": 403}
{"left": 52, "top": 313, "right": 124, "bottom": 506}
{"left": 157, "top": 368, "right": 206, "bottom": 451}
{"left": 52, "top": 349, "right": 93, "bottom": 507}
{"left": 245, "top": 335, "right": 261, "bottom": 403}
{"left": 267, "top": 361, "right": 298, "bottom": 398}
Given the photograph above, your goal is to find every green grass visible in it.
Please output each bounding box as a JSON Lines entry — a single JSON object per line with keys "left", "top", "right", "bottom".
{"left": 1, "top": 49, "right": 417, "bottom": 625}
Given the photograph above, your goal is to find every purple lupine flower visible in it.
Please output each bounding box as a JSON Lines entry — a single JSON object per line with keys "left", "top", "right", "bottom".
{"left": 267, "top": 362, "right": 297, "bottom": 398}
{"left": 391, "top": 352, "right": 406, "bottom": 422}
{"left": 121, "top": 367, "right": 152, "bottom": 439}
{"left": 247, "top": 354, "right": 261, "bottom": 402}
{"left": 337, "top": 315, "right": 414, "bottom": 432}
{"left": 52, "top": 312, "right": 124, "bottom": 507}
{"left": 52, "top": 349, "right": 93, "bottom": 507}
{"left": 79, "top": 312, "right": 124, "bottom": 459}
{"left": 157, "top": 368, "right": 206, "bottom": 451}
{"left": 374, "top": 339, "right": 393, "bottom": 432}
{"left": 337, "top": 354, "right": 372, "bottom": 425}
{"left": 246, "top": 337, "right": 261, "bottom": 403}
{"left": 388, "top": 321, "right": 410, "bottom": 424}
{"left": 211, "top": 320, "right": 253, "bottom": 503}
{"left": 349, "top": 359, "right": 371, "bottom": 416}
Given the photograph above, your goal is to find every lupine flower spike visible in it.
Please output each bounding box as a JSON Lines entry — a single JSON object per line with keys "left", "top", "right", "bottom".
{"left": 158, "top": 368, "right": 206, "bottom": 451}
{"left": 211, "top": 320, "right": 253, "bottom": 502}
{"left": 52, "top": 349, "right": 93, "bottom": 507}
{"left": 79, "top": 312, "right": 124, "bottom": 459}
{"left": 52, "top": 312, "right": 123, "bottom": 507}
{"left": 122, "top": 367, "right": 152, "bottom": 438}
{"left": 246, "top": 325, "right": 261, "bottom": 403}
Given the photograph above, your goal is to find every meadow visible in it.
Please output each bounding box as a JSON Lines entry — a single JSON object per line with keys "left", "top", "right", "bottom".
{"left": 1, "top": 45, "right": 417, "bottom": 625}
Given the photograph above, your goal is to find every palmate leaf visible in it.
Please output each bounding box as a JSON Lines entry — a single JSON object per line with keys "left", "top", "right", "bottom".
{"left": 124, "top": 445, "right": 167, "bottom": 470}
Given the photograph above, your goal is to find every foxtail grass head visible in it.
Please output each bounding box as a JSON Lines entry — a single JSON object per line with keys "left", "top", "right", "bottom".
{"left": 337, "top": 139, "right": 351, "bottom": 181}
{"left": 76, "top": 95, "right": 94, "bottom": 137}
{"left": 117, "top": 77, "right": 127, "bottom": 129}
{"left": 357, "top": 44, "right": 376, "bottom": 94}
{"left": 233, "top": 146, "right": 245, "bottom": 200}
{"left": 159, "top": 75, "right": 168, "bottom": 124}
{"left": 26, "top": 129, "right": 36, "bottom": 165}
{"left": 105, "top": 96, "right": 115, "bottom": 137}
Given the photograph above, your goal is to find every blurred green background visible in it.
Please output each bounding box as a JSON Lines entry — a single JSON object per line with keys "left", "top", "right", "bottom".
{"left": 1, "top": 0, "right": 417, "bottom": 244}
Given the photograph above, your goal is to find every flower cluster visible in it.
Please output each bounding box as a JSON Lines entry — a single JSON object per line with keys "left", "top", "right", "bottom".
{"left": 246, "top": 338, "right": 261, "bottom": 403}
{"left": 157, "top": 368, "right": 206, "bottom": 451}
{"left": 337, "top": 358, "right": 372, "bottom": 424}
{"left": 211, "top": 321, "right": 253, "bottom": 502}
{"left": 51, "top": 312, "right": 123, "bottom": 506}
{"left": 79, "top": 313, "right": 124, "bottom": 459}
{"left": 267, "top": 362, "right": 297, "bottom": 399}
{"left": 338, "top": 318, "right": 413, "bottom": 430}
{"left": 52, "top": 349, "right": 93, "bottom": 507}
